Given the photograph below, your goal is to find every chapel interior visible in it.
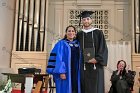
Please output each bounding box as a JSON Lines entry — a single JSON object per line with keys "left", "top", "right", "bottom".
{"left": 0, "top": 0, "right": 140, "bottom": 92}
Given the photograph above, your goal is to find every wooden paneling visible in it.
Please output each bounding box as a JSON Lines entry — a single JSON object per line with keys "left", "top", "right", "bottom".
{"left": 11, "top": 51, "right": 48, "bottom": 74}
{"left": 132, "top": 54, "right": 140, "bottom": 93}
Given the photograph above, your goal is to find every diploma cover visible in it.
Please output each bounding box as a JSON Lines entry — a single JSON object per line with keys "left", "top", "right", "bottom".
{"left": 83, "top": 48, "right": 95, "bottom": 62}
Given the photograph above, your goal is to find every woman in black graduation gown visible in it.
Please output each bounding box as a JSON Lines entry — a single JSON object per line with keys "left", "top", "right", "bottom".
{"left": 109, "top": 60, "right": 134, "bottom": 93}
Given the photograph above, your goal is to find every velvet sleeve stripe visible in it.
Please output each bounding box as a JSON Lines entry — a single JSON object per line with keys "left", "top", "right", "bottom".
{"left": 48, "top": 62, "right": 55, "bottom": 65}
{"left": 50, "top": 53, "right": 57, "bottom": 56}
{"left": 49, "top": 56, "right": 56, "bottom": 60}
{"left": 49, "top": 53, "right": 56, "bottom": 60}
{"left": 47, "top": 65, "right": 55, "bottom": 68}
{"left": 48, "top": 60, "right": 56, "bottom": 62}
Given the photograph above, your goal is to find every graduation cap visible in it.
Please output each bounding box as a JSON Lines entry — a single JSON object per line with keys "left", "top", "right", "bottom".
{"left": 77, "top": 11, "right": 94, "bottom": 26}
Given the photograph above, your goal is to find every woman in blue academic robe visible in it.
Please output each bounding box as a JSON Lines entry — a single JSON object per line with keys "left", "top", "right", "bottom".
{"left": 46, "top": 25, "right": 82, "bottom": 93}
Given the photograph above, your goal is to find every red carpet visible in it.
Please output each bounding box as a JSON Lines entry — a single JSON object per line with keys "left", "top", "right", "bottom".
{"left": 12, "top": 89, "right": 47, "bottom": 93}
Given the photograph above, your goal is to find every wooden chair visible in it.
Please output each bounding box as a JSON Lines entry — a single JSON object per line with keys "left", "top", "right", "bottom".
{"left": 33, "top": 81, "right": 42, "bottom": 93}
{"left": 33, "top": 74, "right": 49, "bottom": 93}
{"left": 48, "top": 75, "right": 56, "bottom": 93}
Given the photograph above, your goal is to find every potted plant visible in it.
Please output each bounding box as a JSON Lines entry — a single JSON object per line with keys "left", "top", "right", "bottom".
{"left": 0, "top": 80, "right": 6, "bottom": 92}
{"left": 0, "top": 79, "right": 12, "bottom": 93}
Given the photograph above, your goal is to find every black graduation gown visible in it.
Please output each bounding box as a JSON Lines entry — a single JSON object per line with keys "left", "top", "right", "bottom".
{"left": 77, "top": 29, "right": 108, "bottom": 93}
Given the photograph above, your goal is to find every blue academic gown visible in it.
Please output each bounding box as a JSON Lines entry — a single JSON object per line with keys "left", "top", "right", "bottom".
{"left": 46, "top": 39, "right": 81, "bottom": 93}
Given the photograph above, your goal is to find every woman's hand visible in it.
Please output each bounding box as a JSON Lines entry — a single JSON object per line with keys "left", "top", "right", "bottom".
{"left": 125, "top": 65, "right": 130, "bottom": 73}
{"left": 116, "top": 69, "right": 121, "bottom": 75}
{"left": 60, "top": 74, "right": 66, "bottom": 79}
{"left": 117, "top": 65, "right": 123, "bottom": 75}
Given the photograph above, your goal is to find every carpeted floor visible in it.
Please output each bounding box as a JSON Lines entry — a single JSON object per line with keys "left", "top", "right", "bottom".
{"left": 12, "top": 89, "right": 47, "bottom": 93}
